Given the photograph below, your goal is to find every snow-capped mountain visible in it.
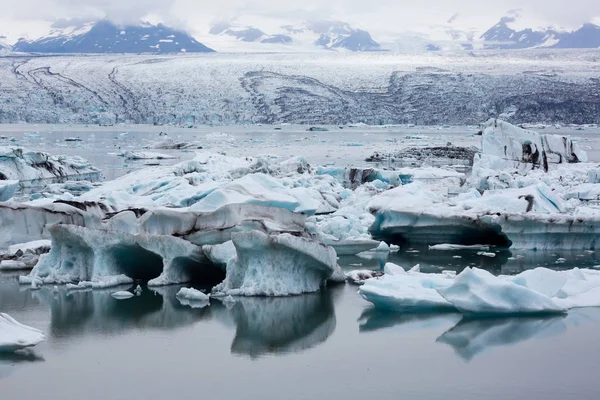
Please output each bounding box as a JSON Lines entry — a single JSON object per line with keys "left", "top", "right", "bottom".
{"left": 382, "top": 11, "right": 600, "bottom": 52}
{"left": 13, "top": 20, "right": 215, "bottom": 54}
{"left": 207, "top": 19, "right": 381, "bottom": 52}
{"left": 481, "top": 16, "right": 600, "bottom": 49}
{"left": 308, "top": 21, "right": 381, "bottom": 51}
{"left": 0, "top": 36, "right": 10, "bottom": 52}
{"left": 209, "top": 21, "right": 292, "bottom": 44}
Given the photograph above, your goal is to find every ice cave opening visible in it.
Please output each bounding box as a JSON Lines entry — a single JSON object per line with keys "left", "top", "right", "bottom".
{"left": 105, "top": 244, "right": 165, "bottom": 282}
{"left": 104, "top": 244, "right": 225, "bottom": 286}
{"left": 171, "top": 256, "right": 226, "bottom": 287}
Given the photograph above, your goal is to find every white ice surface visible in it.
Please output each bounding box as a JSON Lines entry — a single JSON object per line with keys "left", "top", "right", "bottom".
{"left": 0, "top": 313, "right": 45, "bottom": 353}
{"left": 361, "top": 267, "right": 600, "bottom": 317}
{"left": 213, "top": 230, "right": 338, "bottom": 296}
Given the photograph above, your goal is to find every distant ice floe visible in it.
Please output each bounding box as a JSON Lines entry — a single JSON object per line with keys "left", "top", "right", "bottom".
{"left": 0, "top": 146, "right": 101, "bottom": 200}
{"left": 359, "top": 264, "right": 600, "bottom": 316}
{"left": 0, "top": 313, "right": 45, "bottom": 353}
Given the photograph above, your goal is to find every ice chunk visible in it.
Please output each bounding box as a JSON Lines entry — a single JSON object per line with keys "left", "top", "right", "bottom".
{"left": 22, "top": 224, "right": 216, "bottom": 287}
{"left": 429, "top": 244, "right": 491, "bottom": 251}
{"left": 213, "top": 231, "right": 338, "bottom": 296}
{"left": 0, "top": 260, "right": 28, "bottom": 270}
{"left": 0, "top": 313, "right": 45, "bottom": 353}
{"left": 437, "top": 268, "right": 567, "bottom": 316}
{"left": 121, "top": 151, "right": 177, "bottom": 160}
{"left": 0, "top": 146, "right": 100, "bottom": 184}
{"left": 359, "top": 273, "right": 456, "bottom": 312}
{"left": 176, "top": 287, "right": 210, "bottom": 308}
{"left": 345, "top": 269, "right": 383, "bottom": 284}
{"left": 481, "top": 119, "right": 586, "bottom": 171}
{"left": 111, "top": 291, "right": 134, "bottom": 299}
{"left": 148, "top": 137, "right": 203, "bottom": 150}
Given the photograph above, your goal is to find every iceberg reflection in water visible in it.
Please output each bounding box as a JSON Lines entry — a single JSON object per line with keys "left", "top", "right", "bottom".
{"left": 0, "top": 349, "right": 45, "bottom": 381}
{"left": 359, "top": 306, "right": 600, "bottom": 362}
{"left": 31, "top": 284, "right": 336, "bottom": 357}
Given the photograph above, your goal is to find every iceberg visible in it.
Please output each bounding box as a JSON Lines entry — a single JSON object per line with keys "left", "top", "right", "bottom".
{"left": 0, "top": 239, "right": 51, "bottom": 270}
{"left": 121, "top": 151, "right": 177, "bottom": 160}
{"left": 437, "top": 268, "right": 567, "bottom": 316}
{"left": 21, "top": 224, "right": 219, "bottom": 287}
{"left": 0, "top": 313, "right": 45, "bottom": 353}
{"left": 176, "top": 287, "right": 210, "bottom": 308}
{"left": 361, "top": 267, "right": 600, "bottom": 317}
{"left": 359, "top": 271, "right": 456, "bottom": 312}
{"left": 366, "top": 120, "right": 600, "bottom": 250}
{"left": 213, "top": 231, "right": 338, "bottom": 296}
{"left": 0, "top": 146, "right": 101, "bottom": 188}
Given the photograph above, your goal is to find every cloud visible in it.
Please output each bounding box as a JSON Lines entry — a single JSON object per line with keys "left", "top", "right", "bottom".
{"left": 1, "top": 0, "right": 600, "bottom": 39}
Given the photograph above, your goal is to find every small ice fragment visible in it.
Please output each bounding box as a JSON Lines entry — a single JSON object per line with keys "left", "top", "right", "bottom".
{"left": 429, "top": 244, "right": 491, "bottom": 251}
{"left": 134, "top": 285, "right": 143, "bottom": 296}
{"left": 176, "top": 287, "right": 210, "bottom": 302}
{"left": 111, "top": 291, "right": 134, "bottom": 299}
{"left": 409, "top": 264, "right": 421, "bottom": 273}
{"left": 477, "top": 252, "right": 497, "bottom": 258}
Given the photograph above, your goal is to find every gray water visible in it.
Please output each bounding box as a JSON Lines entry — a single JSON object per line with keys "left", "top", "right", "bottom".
{"left": 2, "top": 123, "right": 599, "bottom": 182}
{"left": 2, "top": 250, "right": 600, "bottom": 400}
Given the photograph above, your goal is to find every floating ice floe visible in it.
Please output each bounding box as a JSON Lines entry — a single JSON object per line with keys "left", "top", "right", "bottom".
{"left": 0, "top": 313, "right": 45, "bottom": 353}
{"left": 111, "top": 291, "right": 134, "bottom": 300}
{"left": 0, "top": 240, "right": 51, "bottom": 270}
{"left": 148, "top": 137, "right": 203, "bottom": 150}
{"left": 0, "top": 146, "right": 101, "bottom": 186}
{"left": 176, "top": 287, "right": 210, "bottom": 308}
{"left": 360, "top": 265, "right": 600, "bottom": 316}
{"left": 120, "top": 151, "right": 177, "bottom": 160}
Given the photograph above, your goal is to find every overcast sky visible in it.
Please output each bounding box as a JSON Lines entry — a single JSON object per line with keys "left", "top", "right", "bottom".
{"left": 2, "top": 0, "right": 600, "bottom": 41}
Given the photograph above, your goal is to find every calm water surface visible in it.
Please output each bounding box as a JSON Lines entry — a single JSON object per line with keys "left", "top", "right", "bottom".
{"left": 2, "top": 252, "right": 600, "bottom": 400}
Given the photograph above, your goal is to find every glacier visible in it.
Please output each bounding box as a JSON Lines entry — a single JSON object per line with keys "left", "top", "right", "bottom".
{"left": 0, "top": 51, "right": 599, "bottom": 125}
